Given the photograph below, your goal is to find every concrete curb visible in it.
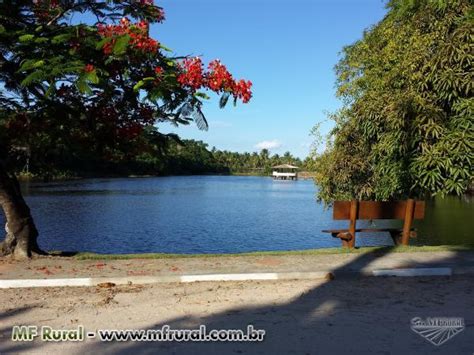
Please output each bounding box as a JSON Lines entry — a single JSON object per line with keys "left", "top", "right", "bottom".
{"left": 0, "top": 272, "right": 332, "bottom": 289}
{"left": 0, "top": 267, "right": 467, "bottom": 289}
{"left": 372, "top": 267, "right": 452, "bottom": 277}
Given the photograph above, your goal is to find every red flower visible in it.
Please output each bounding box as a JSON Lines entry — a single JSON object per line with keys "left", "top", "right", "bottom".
{"left": 207, "top": 60, "right": 233, "bottom": 92}
{"left": 232, "top": 79, "right": 253, "bottom": 103}
{"left": 84, "top": 64, "right": 94, "bottom": 73}
{"left": 154, "top": 66, "right": 163, "bottom": 75}
{"left": 177, "top": 57, "right": 204, "bottom": 89}
{"left": 97, "top": 19, "right": 159, "bottom": 55}
{"left": 176, "top": 57, "right": 252, "bottom": 103}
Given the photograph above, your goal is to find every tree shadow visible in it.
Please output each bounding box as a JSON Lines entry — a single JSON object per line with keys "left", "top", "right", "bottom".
{"left": 47, "top": 251, "right": 79, "bottom": 257}
{"left": 1, "top": 247, "right": 473, "bottom": 354}
{"left": 77, "top": 246, "right": 473, "bottom": 354}
{"left": 0, "top": 305, "right": 40, "bottom": 353}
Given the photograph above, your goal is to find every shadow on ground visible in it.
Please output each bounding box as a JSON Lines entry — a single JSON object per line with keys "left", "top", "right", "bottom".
{"left": 85, "top": 247, "right": 473, "bottom": 354}
{"left": 1, "top": 247, "right": 473, "bottom": 354}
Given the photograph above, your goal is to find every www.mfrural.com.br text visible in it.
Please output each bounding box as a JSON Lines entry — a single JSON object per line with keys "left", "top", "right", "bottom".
{"left": 11, "top": 325, "right": 266, "bottom": 343}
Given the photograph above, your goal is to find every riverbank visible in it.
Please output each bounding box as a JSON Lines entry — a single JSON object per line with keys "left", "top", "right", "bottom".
{"left": 1, "top": 247, "right": 474, "bottom": 282}
{"left": 71, "top": 244, "right": 474, "bottom": 260}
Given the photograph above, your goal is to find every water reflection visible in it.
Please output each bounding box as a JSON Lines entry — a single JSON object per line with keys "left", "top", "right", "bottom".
{"left": 414, "top": 194, "right": 473, "bottom": 246}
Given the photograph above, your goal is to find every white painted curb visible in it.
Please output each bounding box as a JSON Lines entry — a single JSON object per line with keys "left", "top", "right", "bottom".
{"left": 372, "top": 267, "right": 452, "bottom": 277}
{"left": 0, "top": 271, "right": 332, "bottom": 289}
{"left": 0, "top": 278, "right": 93, "bottom": 288}
{"left": 0, "top": 268, "right": 458, "bottom": 288}
{"left": 181, "top": 273, "right": 279, "bottom": 282}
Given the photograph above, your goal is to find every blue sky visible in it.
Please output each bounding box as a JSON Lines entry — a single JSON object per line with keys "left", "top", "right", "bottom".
{"left": 154, "top": 0, "right": 388, "bottom": 158}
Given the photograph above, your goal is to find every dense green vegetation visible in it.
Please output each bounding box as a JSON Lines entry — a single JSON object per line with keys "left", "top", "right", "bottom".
{"left": 166, "top": 142, "right": 306, "bottom": 176}
{"left": 210, "top": 147, "right": 305, "bottom": 175}
{"left": 0, "top": 119, "right": 308, "bottom": 177}
{"left": 312, "top": 0, "right": 473, "bottom": 203}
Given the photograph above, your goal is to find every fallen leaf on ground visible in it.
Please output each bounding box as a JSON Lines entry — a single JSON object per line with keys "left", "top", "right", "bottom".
{"left": 97, "top": 282, "right": 116, "bottom": 288}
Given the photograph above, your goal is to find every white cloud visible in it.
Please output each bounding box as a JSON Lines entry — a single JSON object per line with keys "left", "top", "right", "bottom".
{"left": 255, "top": 140, "right": 282, "bottom": 150}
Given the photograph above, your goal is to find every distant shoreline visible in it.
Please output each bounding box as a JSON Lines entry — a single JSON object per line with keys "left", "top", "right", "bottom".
{"left": 17, "top": 171, "right": 317, "bottom": 182}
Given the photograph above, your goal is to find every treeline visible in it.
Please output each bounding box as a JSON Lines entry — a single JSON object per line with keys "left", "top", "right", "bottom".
{"left": 154, "top": 139, "right": 318, "bottom": 175}
{"left": 1, "top": 103, "right": 312, "bottom": 178}
{"left": 120, "top": 138, "right": 316, "bottom": 176}
{"left": 137, "top": 139, "right": 308, "bottom": 175}
{"left": 211, "top": 146, "right": 307, "bottom": 175}
{"left": 0, "top": 92, "right": 313, "bottom": 180}
{"left": 1, "top": 117, "right": 312, "bottom": 178}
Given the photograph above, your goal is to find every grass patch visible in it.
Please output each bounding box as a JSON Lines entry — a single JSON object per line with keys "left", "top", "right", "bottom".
{"left": 72, "top": 244, "right": 474, "bottom": 260}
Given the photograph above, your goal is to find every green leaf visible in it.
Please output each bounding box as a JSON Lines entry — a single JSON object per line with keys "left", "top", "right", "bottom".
{"left": 133, "top": 80, "right": 145, "bottom": 92}
{"left": 218, "top": 92, "right": 230, "bottom": 107}
{"left": 19, "top": 34, "right": 35, "bottom": 42}
{"left": 76, "top": 79, "right": 92, "bottom": 95}
{"left": 44, "top": 83, "right": 55, "bottom": 98}
{"left": 113, "top": 35, "right": 130, "bottom": 55}
{"left": 18, "top": 59, "right": 45, "bottom": 72}
{"left": 104, "top": 57, "right": 115, "bottom": 65}
{"left": 95, "top": 37, "right": 112, "bottom": 50}
{"left": 195, "top": 92, "right": 210, "bottom": 100}
{"left": 84, "top": 70, "right": 99, "bottom": 84}
{"left": 20, "top": 70, "right": 45, "bottom": 87}
{"left": 52, "top": 33, "right": 72, "bottom": 44}
{"left": 160, "top": 43, "right": 173, "bottom": 52}
{"left": 35, "top": 37, "right": 48, "bottom": 44}
{"left": 0, "top": 25, "right": 5, "bottom": 34}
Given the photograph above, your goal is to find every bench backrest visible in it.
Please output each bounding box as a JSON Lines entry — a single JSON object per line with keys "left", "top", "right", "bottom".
{"left": 333, "top": 200, "right": 425, "bottom": 220}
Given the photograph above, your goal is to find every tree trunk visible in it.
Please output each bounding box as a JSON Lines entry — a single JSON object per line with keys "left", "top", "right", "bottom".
{"left": 0, "top": 162, "right": 42, "bottom": 259}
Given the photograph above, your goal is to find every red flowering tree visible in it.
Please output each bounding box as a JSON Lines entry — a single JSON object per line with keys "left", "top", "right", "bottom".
{"left": 0, "top": 0, "right": 252, "bottom": 258}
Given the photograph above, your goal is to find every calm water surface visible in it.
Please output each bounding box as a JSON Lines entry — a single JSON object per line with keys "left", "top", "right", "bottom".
{"left": 2, "top": 176, "right": 472, "bottom": 254}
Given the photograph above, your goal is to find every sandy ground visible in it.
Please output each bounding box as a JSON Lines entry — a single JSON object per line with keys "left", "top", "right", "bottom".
{"left": 0, "top": 275, "right": 473, "bottom": 355}
{"left": 1, "top": 251, "right": 474, "bottom": 279}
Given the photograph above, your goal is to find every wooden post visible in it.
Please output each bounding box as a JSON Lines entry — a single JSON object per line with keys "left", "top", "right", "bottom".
{"left": 348, "top": 200, "right": 358, "bottom": 248}
{"left": 401, "top": 199, "right": 415, "bottom": 245}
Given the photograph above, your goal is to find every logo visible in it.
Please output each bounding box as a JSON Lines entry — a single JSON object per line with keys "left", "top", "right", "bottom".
{"left": 410, "top": 317, "right": 465, "bottom": 346}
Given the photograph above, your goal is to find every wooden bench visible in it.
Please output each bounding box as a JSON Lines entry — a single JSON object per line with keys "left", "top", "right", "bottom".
{"left": 322, "top": 199, "right": 425, "bottom": 248}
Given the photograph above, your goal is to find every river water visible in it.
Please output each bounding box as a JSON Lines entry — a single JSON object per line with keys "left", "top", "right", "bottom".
{"left": 2, "top": 176, "right": 472, "bottom": 254}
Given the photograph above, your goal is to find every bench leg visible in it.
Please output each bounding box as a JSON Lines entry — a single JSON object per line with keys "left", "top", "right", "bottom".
{"left": 341, "top": 238, "right": 351, "bottom": 248}
{"left": 348, "top": 200, "right": 358, "bottom": 248}
{"left": 334, "top": 232, "right": 353, "bottom": 248}
{"left": 401, "top": 199, "right": 415, "bottom": 245}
